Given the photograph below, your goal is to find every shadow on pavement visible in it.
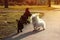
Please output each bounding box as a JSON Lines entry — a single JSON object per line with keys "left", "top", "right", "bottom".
{"left": 3, "top": 30, "right": 44, "bottom": 40}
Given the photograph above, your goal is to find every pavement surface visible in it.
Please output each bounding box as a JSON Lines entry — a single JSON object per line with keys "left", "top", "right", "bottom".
{"left": 3, "top": 9, "right": 60, "bottom": 40}
{"left": 52, "top": 5, "right": 60, "bottom": 8}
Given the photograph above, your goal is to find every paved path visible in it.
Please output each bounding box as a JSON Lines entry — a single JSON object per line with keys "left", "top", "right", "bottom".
{"left": 3, "top": 10, "right": 60, "bottom": 40}
{"left": 52, "top": 5, "right": 60, "bottom": 8}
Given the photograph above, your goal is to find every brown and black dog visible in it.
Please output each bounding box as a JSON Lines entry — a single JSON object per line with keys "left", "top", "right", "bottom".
{"left": 17, "top": 8, "right": 32, "bottom": 33}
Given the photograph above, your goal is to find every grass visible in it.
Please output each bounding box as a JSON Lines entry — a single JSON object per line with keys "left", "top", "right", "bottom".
{"left": 0, "top": 12, "right": 23, "bottom": 38}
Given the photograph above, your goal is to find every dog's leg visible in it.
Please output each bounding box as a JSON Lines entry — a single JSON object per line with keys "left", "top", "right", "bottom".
{"left": 17, "top": 28, "right": 20, "bottom": 33}
{"left": 20, "top": 29, "right": 22, "bottom": 32}
{"left": 37, "top": 27, "right": 40, "bottom": 30}
{"left": 42, "top": 24, "right": 45, "bottom": 30}
{"left": 33, "top": 26, "right": 37, "bottom": 31}
{"left": 27, "top": 20, "right": 30, "bottom": 24}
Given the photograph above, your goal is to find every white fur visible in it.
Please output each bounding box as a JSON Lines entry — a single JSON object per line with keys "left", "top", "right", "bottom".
{"left": 30, "top": 13, "right": 46, "bottom": 30}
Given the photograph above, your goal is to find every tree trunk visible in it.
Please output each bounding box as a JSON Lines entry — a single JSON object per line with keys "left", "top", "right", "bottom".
{"left": 48, "top": 0, "right": 51, "bottom": 7}
{"left": 4, "top": 0, "right": 8, "bottom": 8}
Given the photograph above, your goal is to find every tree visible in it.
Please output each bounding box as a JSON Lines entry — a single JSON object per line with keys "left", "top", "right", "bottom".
{"left": 48, "top": 0, "right": 51, "bottom": 7}
{"left": 16, "top": 0, "right": 24, "bottom": 3}
{"left": 4, "top": 0, "right": 8, "bottom": 8}
{"left": 54, "top": 0, "right": 60, "bottom": 5}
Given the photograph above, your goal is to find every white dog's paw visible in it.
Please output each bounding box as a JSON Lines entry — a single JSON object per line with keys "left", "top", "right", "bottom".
{"left": 33, "top": 30, "right": 37, "bottom": 32}
{"left": 37, "top": 28, "right": 40, "bottom": 30}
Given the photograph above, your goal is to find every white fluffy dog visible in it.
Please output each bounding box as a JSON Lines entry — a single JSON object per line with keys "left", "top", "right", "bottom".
{"left": 30, "top": 13, "right": 46, "bottom": 31}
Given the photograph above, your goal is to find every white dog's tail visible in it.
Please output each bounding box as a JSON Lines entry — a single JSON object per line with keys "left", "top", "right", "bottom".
{"left": 39, "top": 18, "right": 46, "bottom": 30}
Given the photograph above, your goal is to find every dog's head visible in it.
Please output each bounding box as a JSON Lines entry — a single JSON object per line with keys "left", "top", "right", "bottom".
{"left": 31, "top": 13, "right": 40, "bottom": 18}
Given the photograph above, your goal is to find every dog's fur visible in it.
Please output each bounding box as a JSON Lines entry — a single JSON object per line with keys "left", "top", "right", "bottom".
{"left": 31, "top": 13, "right": 46, "bottom": 31}
{"left": 16, "top": 19, "right": 24, "bottom": 33}
{"left": 16, "top": 14, "right": 31, "bottom": 33}
{"left": 20, "top": 15, "right": 30, "bottom": 24}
